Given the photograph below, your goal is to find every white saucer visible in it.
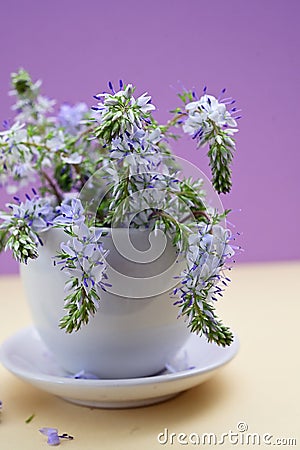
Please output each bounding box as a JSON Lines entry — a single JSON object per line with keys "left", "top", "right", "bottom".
{"left": 0, "top": 327, "right": 239, "bottom": 408}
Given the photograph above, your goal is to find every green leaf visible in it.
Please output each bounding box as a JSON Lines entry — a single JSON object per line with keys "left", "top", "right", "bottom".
{"left": 25, "top": 413, "right": 35, "bottom": 424}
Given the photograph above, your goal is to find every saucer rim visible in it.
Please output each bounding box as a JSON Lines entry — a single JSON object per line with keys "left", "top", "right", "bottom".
{"left": 0, "top": 326, "right": 239, "bottom": 387}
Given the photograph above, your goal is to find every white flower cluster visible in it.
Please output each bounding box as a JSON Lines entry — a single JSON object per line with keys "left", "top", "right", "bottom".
{"left": 0, "top": 102, "right": 91, "bottom": 192}
{"left": 10, "top": 76, "right": 56, "bottom": 125}
{"left": 181, "top": 223, "right": 234, "bottom": 303}
{"left": 0, "top": 122, "right": 67, "bottom": 192}
{"left": 0, "top": 193, "right": 55, "bottom": 233}
{"left": 0, "top": 193, "right": 56, "bottom": 263}
{"left": 93, "top": 83, "right": 155, "bottom": 140}
{"left": 58, "top": 103, "right": 88, "bottom": 135}
{"left": 0, "top": 123, "right": 37, "bottom": 193}
{"left": 183, "top": 94, "right": 238, "bottom": 147}
{"left": 58, "top": 223, "right": 109, "bottom": 298}
{"left": 110, "top": 127, "right": 162, "bottom": 174}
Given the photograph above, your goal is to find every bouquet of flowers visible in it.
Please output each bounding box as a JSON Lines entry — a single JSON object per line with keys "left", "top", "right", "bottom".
{"left": 0, "top": 69, "right": 240, "bottom": 345}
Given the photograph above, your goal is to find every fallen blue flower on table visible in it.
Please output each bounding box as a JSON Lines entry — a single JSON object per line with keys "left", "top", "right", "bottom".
{"left": 69, "top": 369, "right": 99, "bottom": 379}
{"left": 39, "top": 427, "right": 74, "bottom": 446}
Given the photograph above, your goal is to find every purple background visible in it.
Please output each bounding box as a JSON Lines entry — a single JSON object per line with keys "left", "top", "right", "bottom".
{"left": 1, "top": 0, "right": 299, "bottom": 273}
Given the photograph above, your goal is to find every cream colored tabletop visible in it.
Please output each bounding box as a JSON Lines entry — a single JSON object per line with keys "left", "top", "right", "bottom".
{"left": 0, "top": 262, "right": 299, "bottom": 449}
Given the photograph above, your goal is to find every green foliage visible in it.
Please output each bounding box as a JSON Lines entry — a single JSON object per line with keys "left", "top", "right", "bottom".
{"left": 181, "top": 290, "right": 234, "bottom": 347}
{"left": 59, "top": 286, "right": 99, "bottom": 333}
{"left": 4, "top": 220, "right": 39, "bottom": 263}
{"left": 208, "top": 131, "right": 235, "bottom": 194}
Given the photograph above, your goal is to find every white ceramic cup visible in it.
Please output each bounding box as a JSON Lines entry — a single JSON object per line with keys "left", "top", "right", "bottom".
{"left": 20, "top": 227, "right": 190, "bottom": 378}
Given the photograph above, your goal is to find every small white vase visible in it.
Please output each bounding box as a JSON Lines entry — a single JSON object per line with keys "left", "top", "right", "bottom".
{"left": 20, "top": 227, "right": 190, "bottom": 378}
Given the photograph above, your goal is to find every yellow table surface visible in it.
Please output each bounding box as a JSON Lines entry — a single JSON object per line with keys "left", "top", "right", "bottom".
{"left": 0, "top": 262, "right": 299, "bottom": 449}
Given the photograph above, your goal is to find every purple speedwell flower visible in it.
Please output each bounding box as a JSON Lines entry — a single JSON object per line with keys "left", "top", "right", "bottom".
{"left": 173, "top": 222, "right": 235, "bottom": 346}
{"left": 183, "top": 93, "right": 238, "bottom": 147}
{"left": 56, "top": 223, "right": 109, "bottom": 297}
{"left": 182, "top": 223, "right": 234, "bottom": 298}
{"left": 0, "top": 190, "right": 56, "bottom": 263}
{"left": 0, "top": 122, "right": 35, "bottom": 193}
{"left": 92, "top": 82, "right": 156, "bottom": 141}
{"left": 110, "top": 127, "right": 162, "bottom": 174}
{"left": 58, "top": 102, "right": 88, "bottom": 135}
{"left": 39, "top": 427, "right": 74, "bottom": 446}
{"left": 54, "top": 223, "right": 110, "bottom": 332}
{"left": 165, "top": 351, "right": 196, "bottom": 373}
{"left": 54, "top": 198, "right": 85, "bottom": 226}
{"left": 70, "top": 369, "right": 99, "bottom": 379}
{"left": 1, "top": 190, "right": 56, "bottom": 232}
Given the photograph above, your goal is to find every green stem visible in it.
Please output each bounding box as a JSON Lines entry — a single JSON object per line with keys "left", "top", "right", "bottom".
{"left": 19, "top": 141, "right": 51, "bottom": 152}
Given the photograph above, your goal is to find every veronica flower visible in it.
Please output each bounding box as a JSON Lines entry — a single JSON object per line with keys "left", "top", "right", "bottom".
{"left": 13, "top": 95, "right": 56, "bottom": 125}
{"left": 181, "top": 91, "right": 239, "bottom": 194}
{"left": 165, "top": 351, "right": 195, "bottom": 373}
{"left": 189, "top": 224, "right": 233, "bottom": 274}
{"left": 177, "top": 223, "right": 234, "bottom": 313}
{"left": 35, "top": 95, "right": 56, "bottom": 117}
{"left": 61, "top": 152, "right": 83, "bottom": 164}
{"left": 212, "top": 224, "right": 234, "bottom": 259}
{"left": 56, "top": 223, "right": 109, "bottom": 297}
{"left": 54, "top": 198, "right": 85, "bottom": 226}
{"left": 92, "top": 82, "right": 156, "bottom": 142}
{"left": 103, "top": 164, "right": 119, "bottom": 185}
{"left": 39, "top": 428, "right": 73, "bottom": 446}
{"left": 2, "top": 193, "right": 56, "bottom": 232}
{"left": 0, "top": 192, "right": 56, "bottom": 263}
{"left": 70, "top": 369, "right": 99, "bottom": 379}
{"left": 0, "top": 121, "right": 27, "bottom": 143}
{"left": 58, "top": 103, "right": 88, "bottom": 134}
{"left": 183, "top": 94, "right": 238, "bottom": 147}
{"left": 53, "top": 223, "right": 110, "bottom": 332}
{"left": 111, "top": 127, "right": 163, "bottom": 175}
{"left": 46, "top": 130, "right": 65, "bottom": 153}
{"left": 10, "top": 69, "right": 55, "bottom": 124}
{"left": 0, "top": 123, "right": 40, "bottom": 192}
